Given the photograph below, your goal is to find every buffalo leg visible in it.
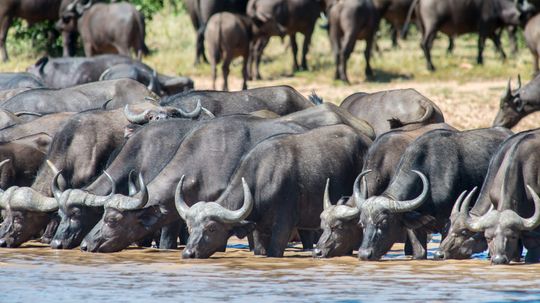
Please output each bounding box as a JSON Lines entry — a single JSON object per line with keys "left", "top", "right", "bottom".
{"left": 83, "top": 41, "right": 94, "bottom": 57}
{"left": 364, "top": 33, "right": 375, "bottom": 78}
{"left": 390, "top": 26, "right": 398, "bottom": 48}
{"left": 290, "top": 33, "right": 300, "bottom": 72}
{"left": 298, "top": 230, "right": 314, "bottom": 251}
{"left": 406, "top": 229, "right": 427, "bottom": 259}
{"left": 508, "top": 25, "right": 518, "bottom": 55}
{"left": 268, "top": 227, "right": 293, "bottom": 257}
{"left": 447, "top": 36, "right": 454, "bottom": 54}
{"left": 254, "top": 37, "right": 269, "bottom": 80}
{"left": 477, "top": 34, "right": 487, "bottom": 65}
{"left": 137, "top": 234, "right": 154, "bottom": 248}
{"left": 489, "top": 33, "right": 506, "bottom": 61}
{"left": 241, "top": 53, "right": 248, "bottom": 90}
{"left": 421, "top": 23, "right": 438, "bottom": 71}
{"left": 0, "top": 13, "right": 12, "bottom": 62}
{"left": 211, "top": 59, "right": 218, "bottom": 90}
{"left": 221, "top": 55, "right": 232, "bottom": 91}
{"left": 533, "top": 48, "right": 539, "bottom": 75}
{"left": 301, "top": 29, "right": 314, "bottom": 71}
{"left": 196, "top": 26, "right": 208, "bottom": 65}
{"left": 251, "top": 229, "right": 269, "bottom": 255}
{"left": 159, "top": 220, "right": 181, "bottom": 249}
{"left": 329, "top": 23, "right": 342, "bottom": 80}
{"left": 179, "top": 219, "right": 189, "bottom": 245}
{"left": 339, "top": 32, "right": 357, "bottom": 83}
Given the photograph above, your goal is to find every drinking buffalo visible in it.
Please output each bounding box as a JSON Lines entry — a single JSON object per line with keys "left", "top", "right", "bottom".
{"left": 324, "top": 0, "right": 379, "bottom": 81}
{"left": 176, "top": 125, "right": 371, "bottom": 258}
{"left": 340, "top": 89, "right": 444, "bottom": 136}
{"left": 492, "top": 76, "right": 540, "bottom": 128}
{"left": 0, "top": 79, "right": 155, "bottom": 116}
{"left": 246, "top": 0, "right": 320, "bottom": 79}
{"left": 353, "top": 128, "right": 512, "bottom": 261}
{"left": 79, "top": 105, "right": 373, "bottom": 253}
{"left": 58, "top": 0, "right": 149, "bottom": 59}
{"left": 26, "top": 54, "right": 135, "bottom": 89}
{"left": 184, "top": 0, "right": 249, "bottom": 64}
{"left": 314, "top": 123, "right": 455, "bottom": 258}
{"left": 408, "top": 0, "right": 526, "bottom": 71}
{"left": 444, "top": 130, "right": 540, "bottom": 264}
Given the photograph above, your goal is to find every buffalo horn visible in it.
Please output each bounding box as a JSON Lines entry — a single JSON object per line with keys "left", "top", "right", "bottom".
{"left": 352, "top": 170, "right": 372, "bottom": 209}
{"left": 388, "top": 170, "right": 429, "bottom": 213}
{"left": 216, "top": 178, "right": 253, "bottom": 223}
{"left": 124, "top": 105, "right": 151, "bottom": 124}
{"left": 323, "top": 179, "right": 332, "bottom": 210}
{"left": 174, "top": 175, "right": 189, "bottom": 220}
{"left": 521, "top": 185, "right": 540, "bottom": 230}
{"left": 105, "top": 173, "right": 147, "bottom": 210}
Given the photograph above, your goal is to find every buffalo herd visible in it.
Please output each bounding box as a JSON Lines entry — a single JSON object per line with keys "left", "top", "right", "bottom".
{"left": 2, "top": 51, "right": 540, "bottom": 264}
{"left": 2, "top": 0, "right": 540, "bottom": 267}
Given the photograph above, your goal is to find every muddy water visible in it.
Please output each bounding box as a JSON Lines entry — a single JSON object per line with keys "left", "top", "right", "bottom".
{"left": 1, "top": 239, "right": 540, "bottom": 303}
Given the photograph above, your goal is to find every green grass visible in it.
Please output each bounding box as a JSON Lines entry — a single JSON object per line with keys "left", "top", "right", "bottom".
{"left": 0, "top": 9, "right": 535, "bottom": 85}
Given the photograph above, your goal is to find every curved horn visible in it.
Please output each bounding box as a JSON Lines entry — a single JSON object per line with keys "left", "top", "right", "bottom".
{"left": 522, "top": 185, "right": 540, "bottom": 230}
{"left": 461, "top": 187, "right": 490, "bottom": 233}
{"left": 501, "top": 78, "right": 513, "bottom": 107}
{"left": 452, "top": 190, "right": 468, "bottom": 216}
{"left": 352, "top": 170, "right": 372, "bottom": 209}
{"left": 51, "top": 171, "right": 64, "bottom": 200}
{"left": 176, "top": 99, "right": 202, "bottom": 118}
{"left": 76, "top": 0, "right": 92, "bottom": 14}
{"left": 517, "top": 74, "right": 522, "bottom": 91}
{"left": 101, "top": 98, "right": 113, "bottom": 110}
{"left": 99, "top": 67, "right": 112, "bottom": 81}
{"left": 124, "top": 105, "right": 150, "bottom": 124}
{"left": 105, "top": 173, "right": 147, "bottom": 210}
{"left": 103, "top": 171, "right": 116, "bottom": 198}
{"left": 46, "top": 160, "right": 67, "bottom": 191}
{"left": 201, "top": 107, "right": 216, "bottom": 118}
{"left": 13, "top": 111, "right": 43, "bottom": 117}
{"left": 174, "top": 175, "right": 190, "bottom": 220}
{"left": 128, "top": 170, "right": 137, "bottom": 196}
{"left": 217, "top": 178, "right": 254, "bottom": 223}
{"left": 323, "top": 178, "right": 332, "bottom": 210}
{"left": 0, "top": 159, "right": 10, "bottom": 169}
{"left": 389, "top": 170, "right": 429, "bottom": 213}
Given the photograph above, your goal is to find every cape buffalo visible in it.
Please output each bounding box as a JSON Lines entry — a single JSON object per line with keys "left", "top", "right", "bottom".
{"left": 324, "top": 0, "right": 379, "bottom": 82}
{"left": 409, "top": 0, "right": 526, "bottom": 71}
{"left": 0, "top": 73, "right": 44, "bottom": 90}
{"left": 58, "top": 0, "right": 149, "bottom": 59}
{"left": 314, "top": 123, "right": 455, "bottom": 258}
{"left": 0, "top": 79, "right": 155, "bottom": 115}
{"left": 175, "top": 125, "right": 371, "bottom": 258}
{"left": 440, "top": 129, "right": 540, "bottom": 264}
{"left": 246, "top": 0, "right": 320, "bottom": 79}
{"left": 0, "top": 0, "right": 65, "bottom": 62}
{"left": 353, "top": 127, "right": 512, "bottom": 261}
{"left": 79, "top": 105, "right": 373, "bottom": 253}
{"left": 26, "top": 54, "right": 136, "bottom": 89}
{"left": 492, "top": 75, "right": 540, "bottom": 128}
{"left": 184, "top": 0, "right": 249, "bottom": 64}
{"left": 340, "top": 89, "right": 445, "bottom": 136}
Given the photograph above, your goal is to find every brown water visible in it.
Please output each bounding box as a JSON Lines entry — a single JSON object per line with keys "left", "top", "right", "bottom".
{"left": 1, "top": 239, "right": 540, "bottom": 303}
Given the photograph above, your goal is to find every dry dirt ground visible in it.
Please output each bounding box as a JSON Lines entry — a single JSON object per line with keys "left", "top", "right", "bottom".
{"left": 192, "top": 75, "right": 539, "bottom": 133}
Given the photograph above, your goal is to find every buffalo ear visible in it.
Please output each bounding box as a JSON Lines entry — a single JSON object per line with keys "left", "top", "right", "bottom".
{"left": 403, "top": 212, "right": 437, "bottom": 232}
{"left": 513, "top": 98, "right": 525, "bottom": 112}
{"left": 230, "top": 221, "right": 256, "bottom": 239}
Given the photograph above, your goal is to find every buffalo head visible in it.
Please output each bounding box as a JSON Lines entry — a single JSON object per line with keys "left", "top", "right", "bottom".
{"left": 50, "top": 171, "right": 115, "bottom": 249}
{"left": 0, "top": 186, "right": 58, "bottom": 248}
{"left": 313, "top": 176, "right": 367, "bottom": 258}
{"left": 435, "top": 188, "right": 488, "bottom": 260}
{"left": 57, "top": 0, "right": 93, "bottom": 32}
{"left": 493, "top": 76, "right": 529, "bottom": 128}
{"left": 175, "top": 176, "right": 255, "bottom": 259}
{"left": 461, "top": 185, "right": 540, "bottom": 265}
{"left": 356, "top": 170, "right": 430, "bottom": 261}
{"left": 123, "top": 100, "right": 212, "bottom": 125}
{"left": 80, "top": 173, "right": 154, "bottom": 253}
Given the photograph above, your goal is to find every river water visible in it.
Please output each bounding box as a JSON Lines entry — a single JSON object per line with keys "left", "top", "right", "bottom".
{"left": 1, "top": 238, "right": 540, "bottom": 303}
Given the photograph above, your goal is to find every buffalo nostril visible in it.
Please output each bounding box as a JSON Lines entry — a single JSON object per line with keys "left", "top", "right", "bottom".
{"left": 50, "top": 239, "right": 62, "bottom": 249}
{"left": 312, "top": 248, "right": 323, "bottom": 258}
{"left": 358, "top": 248, "right": 373, "bottom": 261}
{"left": 433, "top": 250, "right": 445, "bottom": 260}
{"left": 80, "top": 241, "right": 88, "bottom": 252}
{"left": 492, "top": 255, "right": 509, "bottom": 265}
{"left": 182, "top": 249, "right": 195, "bottom": 259}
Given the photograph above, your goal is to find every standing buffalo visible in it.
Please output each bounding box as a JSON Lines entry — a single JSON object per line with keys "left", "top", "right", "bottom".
{"left": 57, "top": 0, "right": 149, "bottom": 59}
{"left": 176, "top": 125, "right": 371, "bottom": 258}
{"left": 0, "top": 0, "right": 66, "bottom": 62}
{"left": 340, "top": 89, "right": 444, "bottom": 136}
{"left": 409, "top": 0, "right": 526, "bottom": 71}
{"left": 493, "top": 76, "right": 540, "bottom": 129}
{"left": 184, "top": 0, "right": 249, "bottom": 64}
{"left": 324, "top": 0, "right": 379, "bottom": 82}
{"left": 353, "top": 128, "right": 511, "bottom": 261}
{"left": 246, "top": 0, "right": 320, "bottom": 79}
{"left": 525, "top": 13, "right": 540, "bottom": 74}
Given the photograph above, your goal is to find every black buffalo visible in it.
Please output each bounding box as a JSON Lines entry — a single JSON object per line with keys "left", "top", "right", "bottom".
{"left": 493, "top": 76, "right": 540, "bottom": 129}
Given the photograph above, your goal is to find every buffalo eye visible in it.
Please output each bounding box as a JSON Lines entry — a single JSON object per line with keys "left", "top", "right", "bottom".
{"left": 460, "top": 230, "right": 469, "bottom": 237}
{"left": 378, "top": 218, "right": 388, "bottom": 228}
